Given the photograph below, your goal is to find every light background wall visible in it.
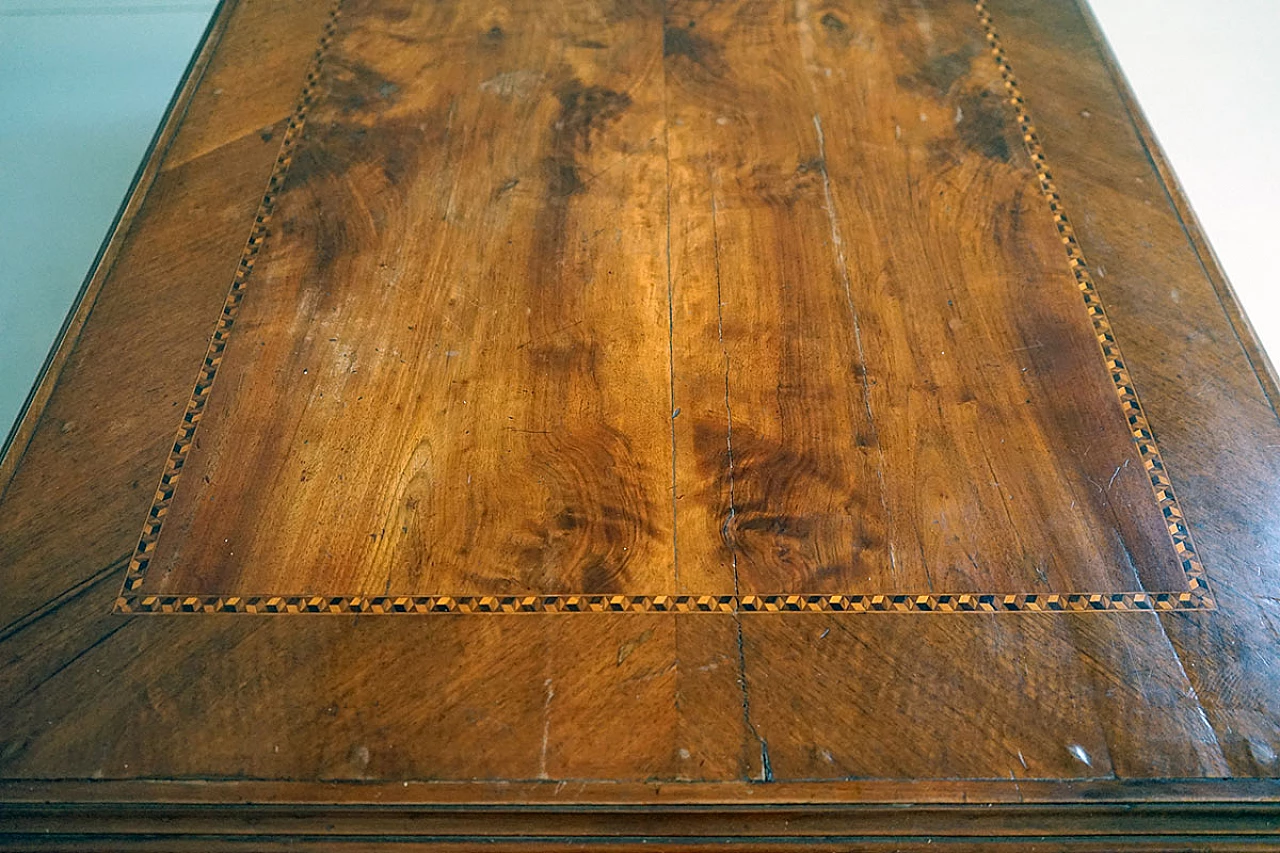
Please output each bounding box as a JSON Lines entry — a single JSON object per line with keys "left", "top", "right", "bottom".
{"left": 0, "top": 0, "right": 218, "bottom": 443}
{"left": 1086, "top": 0, "right": 1280, "bottom": 376}
{"left": 1, "top": 0, "right": 1277, "bottom": 444}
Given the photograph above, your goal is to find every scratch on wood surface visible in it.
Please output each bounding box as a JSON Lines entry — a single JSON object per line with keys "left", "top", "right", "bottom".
{"left": 709, "top": 168, "right": 739, "bottom": 596}
{"left": 617, "top": 627, "right": 654, "bottom": 666}
{"left": 794, "top": 0, "right": 818, "bottom": 75}
{"left": 439, "top": 98, "right": 460, "bottom": 223}
{"left": 661, "top": 51, "right": 680, "bottom": 589}
{"left": 811, "top": 112, "right": 897, "bottom": 584}
{"left": 538, "top": 677, "right": 554, "bottom": 780}
{"left": 1068, "top": 744, "right": 1092, "bottom": 767}
{"left": 1107, "top": 459, "right": 1129, "bottom": 491}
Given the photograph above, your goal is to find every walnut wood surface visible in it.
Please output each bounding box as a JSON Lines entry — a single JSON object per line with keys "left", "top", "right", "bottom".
{"left": 2, "top": 0, "right": 1280, "bottom": 847}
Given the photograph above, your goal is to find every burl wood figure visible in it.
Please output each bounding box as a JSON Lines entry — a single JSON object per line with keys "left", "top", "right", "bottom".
{"left": 2, "top": 0, "right": 1279, "bottom": 847}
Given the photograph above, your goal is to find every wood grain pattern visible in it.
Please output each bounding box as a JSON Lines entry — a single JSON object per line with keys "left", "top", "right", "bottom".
{"left": 3, "top": 0, "right": 1280, "bottom": 845}
{"left": 136, "top": 0, "right": 680, "bottom": 601}
{"left": 115, "top": 0, "right": 1202, "bottom": 615}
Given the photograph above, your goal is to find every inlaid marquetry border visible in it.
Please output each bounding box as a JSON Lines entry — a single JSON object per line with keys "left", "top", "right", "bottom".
{"left": 974, "top": 0, "right": 1211, "bottom": 611}
{"left": 114, "top": 0, "right": 1213, "bottom": 615}
{"left": 115, "top": 591, "right": 1207, "bottom": 615}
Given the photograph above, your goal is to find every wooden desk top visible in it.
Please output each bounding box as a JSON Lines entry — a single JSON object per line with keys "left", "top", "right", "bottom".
{"left": 3, "top": 0, "right": 1280, "bottom": 847}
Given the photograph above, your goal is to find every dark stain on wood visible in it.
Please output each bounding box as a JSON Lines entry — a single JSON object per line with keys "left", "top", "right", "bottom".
{"left": 326, "top": 58, "right": 401, "bottom": 116}
{"left": 955, "top": 90, "right": 1013, "bottom": 162}
{"left": 908, "top": 47, "right": 978, "bottom": 97}
{"left": 663, "top": 24, "right": 727, "bottom": 75}
{"left": 546, "top": 81, "right": 631, "bottom": 197}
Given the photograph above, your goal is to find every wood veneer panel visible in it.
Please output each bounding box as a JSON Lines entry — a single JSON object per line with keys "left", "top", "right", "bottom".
{"left": 661, "top": 0, "right": 1197, "bottom": 604}
{"left": 109, "top": 0, "right": 1206, "bottom": 615}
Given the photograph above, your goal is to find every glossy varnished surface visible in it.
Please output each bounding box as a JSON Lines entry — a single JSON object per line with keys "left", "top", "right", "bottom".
{"left": 124, "top": 0, "right": 1197, "bottom": 610}
{"left": 2, "top": 0, "right": 1280, "bottom": 847}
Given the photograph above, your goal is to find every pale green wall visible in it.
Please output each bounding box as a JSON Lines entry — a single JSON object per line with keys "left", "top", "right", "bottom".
{"left": 0, "top": 0, "right": 217, "bottom": 448}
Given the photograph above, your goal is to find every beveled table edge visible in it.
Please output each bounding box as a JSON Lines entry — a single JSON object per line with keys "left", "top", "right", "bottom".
{"left": 4, "top": 777, "right": 1280, "bottom": 804}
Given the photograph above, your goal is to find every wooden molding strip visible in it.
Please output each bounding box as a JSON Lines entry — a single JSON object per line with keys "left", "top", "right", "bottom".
{"left": 3, "top": 800, "right": 1279, "bottom": 849}
{"left": 5, "top": 780, "right": 1278, "bottom": 847}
